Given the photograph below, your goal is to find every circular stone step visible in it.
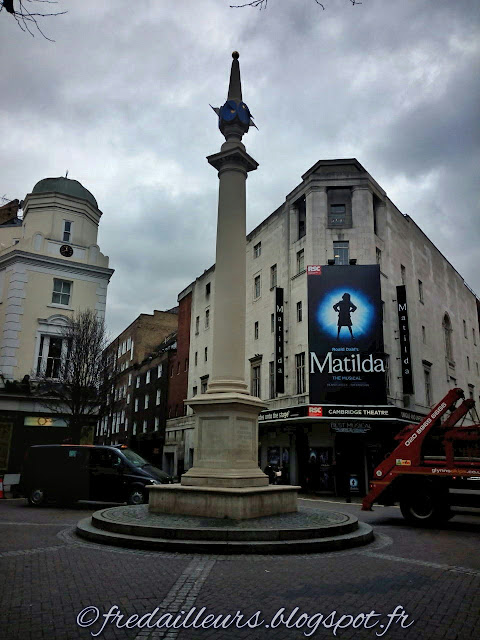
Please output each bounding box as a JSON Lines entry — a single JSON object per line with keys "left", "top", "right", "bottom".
{"left": 76, "top": 505, "right": 374, "bottom": 554}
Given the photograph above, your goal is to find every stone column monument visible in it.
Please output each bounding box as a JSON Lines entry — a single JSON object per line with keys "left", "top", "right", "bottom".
{"left": 149, "top": 53, "right": 299, "bottom": 519}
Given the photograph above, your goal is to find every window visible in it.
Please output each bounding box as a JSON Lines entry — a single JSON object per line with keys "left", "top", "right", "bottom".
{"left": 177, "top": 362, "right": 180, "bottom": 375}
{"left": 143, "top": 420, "right": 147, "bottom": 433}
{"left": 146, "top": 370, "right": 151, "bottom": 384}
{"left": 422, "top": 326, "right": 426, "bottom": 344}
{"left": 296, "top": 301, "right": 303, "bottom": 322}
{"left": 385, "top": 354, "right": 391, "bottom": 396}
{"left": 418, "top": 280, "right": 423, "bottom": 303}
{"left": 270, "top": 264, "right": 277, "bottom": 289}
{"left": 467, "top": 356, "right": 470, "bottom": 371}
{"left": 333, "top": 241, "right": 349, "bottom": 265}
{"left": 376, "top": 247, "right": 382, "bottom": 267}
{"left": 269, "top": 361, "right": 275, "bottom": 399}
{"left": 132, "top": 422, "right": 137, "bottom": 435}
{"left": 194, "top": 351, "right": 198, "bottom": 366}
{"left": 145, "top": 394, "right": 149, "bottom": 409}
{"left": 205, "top": 308, "right": 210, "bottom": 329}
{"left": 253, "top": 242, "right": 261, "bottom": 258}
{"left": 204, "top": 347, "right": 208, "bottom": 362}
{"left": 157, "top": 364, "right": 163, "bottom": 378}
{"left": 126, "top": 393, "right": 130, "bottom": 404}
{"left": 63, "top": 220, "right": 72, "bottom": 242}
{"left": 295, "top": 352, "right": 306, "bottom": 395}
{"left": 201, "top": 376, "right": 209, "bottom": 394}
{"left": 52, "top": 279, "right": 71, "bottom": 306}
{"left": 296, "top": 249, "right": 304, "bottom": 274}
{"left": 206, "top": 282, "right": 211, "bottom": 297}
{"left": 297, "top": 197, "right": 306, "bottom": 239}
{"left": 424, "top": 367, "right": 432, "bottom": 406}
{"left": 254, "top": 321, "right": 259, "bottom": 340}
{"left": 468, "top": 384, "right": 474, "bottom": 400}
{"left": 329, "top": 204, "right": 346, "bottom": 226}
{"left": 473, "top": 328, "right": 477, "bottom": 345}
{"left": 271, "top": 313, "right": 275, "bottom": 333}
{"left": 36, "top": 335, "right": 70, "bottom": 378}
{"left": 192, "top": 386, "right": 197, "bottom": 397}
{"left": 136, "top": 376, "right": 140, "bottom": 388}
{"left": 128, "top": 373, "right": 132, "bottom": 386}
{"left": 156, "top": 389, "right": 161, "bottom": 405}
{"left": 476, "top": 362, "right": 479, "bottom": 377}
{"left": 443, "top": 314, "right": 453, "bottom": 361}
{"left": 254, "top": 274, "right": 261, "bottom": 299}
{"left": 195, "top": 316, "right": 200, "bottom": 334}
{"left": 184, "top": 358, "right": 188, "bottom": 372}
{"left": 401, "top": 265, "right": 406, "bottom": 284}
{"left": 463, "top": 320, "right": 467, "bottom": 338}
{"left": 155, "top": 417, "right": 160, "bottom": 430}
{"left": 251, "top": 364, "right": 261, "bottom": 397}
{"left": 134, "top": 398, "right": 139, "bottom": 412}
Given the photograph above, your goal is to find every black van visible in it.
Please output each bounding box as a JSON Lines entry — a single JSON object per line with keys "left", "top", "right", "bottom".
{"left": 20, "top": 444, "right": 172, "bottom": 506}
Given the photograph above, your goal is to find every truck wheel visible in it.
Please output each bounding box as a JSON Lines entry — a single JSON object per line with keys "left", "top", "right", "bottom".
{"left": 400, "top": 490, "right": 451, "bottom": 525}
{"left": 126, "top": 488, "right": 146, "bottom": 505}
{"left": 28, "top": 488, "right": 46, "bottom": 506}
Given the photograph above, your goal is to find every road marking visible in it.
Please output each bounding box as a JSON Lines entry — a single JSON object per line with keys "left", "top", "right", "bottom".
{"left": 0, "top": 544, "right": 69, "bottom": 558}
{"left": 298, "top": 497, "right": 400, "bottom": 508}
{"left": 0, "top": 521, "right": 74, "bottom": 526}
{"left": 363, "top": 551, "right": 480, "bottom": 577}
{"left": 135, "top": 556, "right": 216, "bottom": 640}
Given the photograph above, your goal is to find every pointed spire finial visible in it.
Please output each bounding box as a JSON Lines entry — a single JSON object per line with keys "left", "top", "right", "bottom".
{"left": 227, "top": 51, "right": 242, "bottom": 102}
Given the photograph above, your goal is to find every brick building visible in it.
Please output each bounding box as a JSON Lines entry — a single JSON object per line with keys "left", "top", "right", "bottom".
{"left": 96, "top": 310, "right": 178, "bottom": 463}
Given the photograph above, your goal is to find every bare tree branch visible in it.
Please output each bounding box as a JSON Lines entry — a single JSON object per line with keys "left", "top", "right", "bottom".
{"left": 1, "top": 0, "right": 66, "bottom": 42}
{"left": 36, "top": 309, "right": 112, "bottom": 443}
{"left": 230, "top": 0, "right": 361, "bottom": 9}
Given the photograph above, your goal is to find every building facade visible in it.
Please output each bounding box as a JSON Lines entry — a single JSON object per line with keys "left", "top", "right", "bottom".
{"left": 0, "top": 177, "right": 114, "bottom": 484}
{"left": 169, "top": 159, "right": 480, "bottom": 494}
{"left": 97, "top": 309, "right": 179, "bottom": 472}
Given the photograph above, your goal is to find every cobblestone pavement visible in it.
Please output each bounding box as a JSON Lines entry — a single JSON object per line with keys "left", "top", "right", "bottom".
{"left": 0, "top": 498, "right": 479, "bottom": 640}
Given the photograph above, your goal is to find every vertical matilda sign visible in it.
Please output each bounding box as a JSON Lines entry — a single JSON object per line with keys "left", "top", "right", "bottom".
{"left": 275, "top": 287, "right": 285, "bottom": 394}
{"left": 307, "top": 265, "right": 386, "bottom": 404}
{"left": 396, "top": 285, "right": 414, "bottom": 394}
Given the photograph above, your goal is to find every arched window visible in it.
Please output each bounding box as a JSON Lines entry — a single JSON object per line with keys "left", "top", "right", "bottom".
{"left": 443, "top": 314, "right": 453, "bottom": 361}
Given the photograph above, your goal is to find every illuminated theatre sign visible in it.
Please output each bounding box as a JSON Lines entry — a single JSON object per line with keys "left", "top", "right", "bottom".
{"left": 307, "top": 265, "right": 386, "bottom": 405}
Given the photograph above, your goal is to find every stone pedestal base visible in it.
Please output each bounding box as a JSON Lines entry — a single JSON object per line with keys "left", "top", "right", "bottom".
{"left": 148, "top": 484, "right": 300, "bottom": 520}
{"left": 180, "top": 391, "right": 269, "bottom": 489}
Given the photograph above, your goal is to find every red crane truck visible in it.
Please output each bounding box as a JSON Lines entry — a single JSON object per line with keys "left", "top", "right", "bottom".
{"left": 362, "top": 388, "right": 480, "bottom": 524}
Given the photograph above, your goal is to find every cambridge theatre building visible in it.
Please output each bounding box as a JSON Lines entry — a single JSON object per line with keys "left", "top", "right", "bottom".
{"left": 176, "top": 159, "right": 480, "bottom": 496}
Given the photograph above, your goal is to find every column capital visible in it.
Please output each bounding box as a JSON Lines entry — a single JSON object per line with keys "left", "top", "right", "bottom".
{"left": 305, "top": 185, "right": 327, "bottom": 197}
{"left": 207, "top": 147, "right": 258, "bottom": 174}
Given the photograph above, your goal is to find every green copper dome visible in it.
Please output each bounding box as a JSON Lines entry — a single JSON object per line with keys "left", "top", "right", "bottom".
{"left": 31, "top": 177, "right": 98, "bottom": 208}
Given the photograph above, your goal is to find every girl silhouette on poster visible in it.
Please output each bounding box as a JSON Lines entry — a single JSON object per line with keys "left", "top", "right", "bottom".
{"left": 333, "top": 293, "right": 357, "bottom": 339}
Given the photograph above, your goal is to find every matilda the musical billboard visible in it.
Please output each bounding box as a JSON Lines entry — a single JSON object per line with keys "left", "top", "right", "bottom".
{"left": 307, "top": 265, "right": 386, "bottom": 405}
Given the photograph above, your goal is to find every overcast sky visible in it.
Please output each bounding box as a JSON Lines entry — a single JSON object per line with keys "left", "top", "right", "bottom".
{"left": 1, "top": 0, "right": 479, "bottom": 339}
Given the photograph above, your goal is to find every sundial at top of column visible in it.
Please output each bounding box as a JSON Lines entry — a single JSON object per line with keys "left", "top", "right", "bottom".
{"left": 210, "top": 52, "right": 257, "bottom": 141}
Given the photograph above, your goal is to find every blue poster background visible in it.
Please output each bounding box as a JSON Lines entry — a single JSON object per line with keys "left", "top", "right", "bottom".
{"left": 308, "top": 265, "right": 386, "bottom": 405}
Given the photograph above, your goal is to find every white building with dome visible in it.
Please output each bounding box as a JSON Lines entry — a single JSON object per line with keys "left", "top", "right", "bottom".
{"left": 0, "top": 177, "right": 114, "bottom": 483}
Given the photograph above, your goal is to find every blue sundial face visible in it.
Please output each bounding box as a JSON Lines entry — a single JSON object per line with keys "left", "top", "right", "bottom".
{"left": 220, "top": 100, "right": 237, "bottom": 122}
{"left": 238, "top": 102, "right": 251, "bottom": 125}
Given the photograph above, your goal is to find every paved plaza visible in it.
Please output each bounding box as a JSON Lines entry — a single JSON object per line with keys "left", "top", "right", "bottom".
{"left": 0, "top": 497, "right": 479, "bottom": 640}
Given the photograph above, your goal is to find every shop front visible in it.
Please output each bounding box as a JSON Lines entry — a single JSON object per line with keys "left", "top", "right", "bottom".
{"left": 259, "top": 404, "right": 426, "bottom": 496}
